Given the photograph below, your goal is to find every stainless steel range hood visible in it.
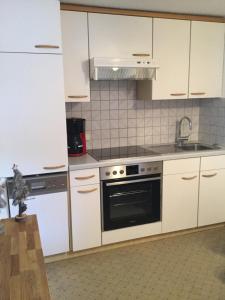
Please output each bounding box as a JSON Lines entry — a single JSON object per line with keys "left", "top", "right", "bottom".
{"left": 90, "top": 57, "right": 159, "bottom": 81}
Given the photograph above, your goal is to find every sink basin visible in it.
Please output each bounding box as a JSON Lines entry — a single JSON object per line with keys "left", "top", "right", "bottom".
{"left": 177, "top": 143, "right": 216, "bottom": 151}
{"left": 144, "top": 143, "right": 220, "bottom": 155}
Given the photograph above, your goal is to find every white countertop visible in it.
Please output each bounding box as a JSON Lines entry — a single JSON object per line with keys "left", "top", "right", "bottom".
{"left": 69, "top": 146, "right": 225, "bottom": 171}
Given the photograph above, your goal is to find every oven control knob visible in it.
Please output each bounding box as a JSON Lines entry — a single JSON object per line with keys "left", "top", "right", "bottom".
{"left": 112, "top": 170, "right": 117, "bottom": 175}
{"left": 141, "top": 168, "right": 145, "bottom": 172}
{"left": 147, "top": 167, "right": 152, "bottom": 171}
{"left": 154, "top": 167, "right": 158, "bottom": 171}
{"left": 105, "top": 172, "right": 110, "bottom": 176}
{"left": 120, "top": 170, "right": 124, "bottom": 174}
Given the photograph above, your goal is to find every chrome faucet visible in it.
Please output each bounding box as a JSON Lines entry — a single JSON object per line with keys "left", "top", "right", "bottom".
{"left": 176, "top": 116, "right": 192, "bottom": 147}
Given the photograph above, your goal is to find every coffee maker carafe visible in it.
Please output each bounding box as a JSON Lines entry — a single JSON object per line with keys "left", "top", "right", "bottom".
{"left": 66, "top": 118, "right": 87, "bottom": 156}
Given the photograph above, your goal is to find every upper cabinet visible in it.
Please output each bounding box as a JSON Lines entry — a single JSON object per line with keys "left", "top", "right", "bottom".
{"left": 0, "top": 0, "right": 62, "bottom": 53}
{"left": 152, "top": 18, "right": 190, "bottom": 100}
{"left": 189, "top": 21, "right": 225, "bottom": 99}
{"left": 88, "top": 13, "right": 152, "bottom": 58}
{"left": 61, "top": 11, "right": 90, "bottom": 102}
{"left": 0, "top": 53, "right": 68, "bottom": 177}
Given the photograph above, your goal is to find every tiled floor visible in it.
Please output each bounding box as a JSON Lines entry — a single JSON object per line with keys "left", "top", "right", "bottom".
{"left": 47, "top": 227, "right": 225, "bottom": 300}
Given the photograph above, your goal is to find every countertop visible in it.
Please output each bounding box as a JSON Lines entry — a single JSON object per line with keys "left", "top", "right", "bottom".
{"left": 0, "top": 215, "right": 51, "bottom": 300}
{"left": 69, "top": 144, "right": 225, "bottom": 171}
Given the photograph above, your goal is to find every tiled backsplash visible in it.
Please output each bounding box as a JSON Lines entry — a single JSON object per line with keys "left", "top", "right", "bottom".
{"left": 199, "top": 98, "right": 225, "bottom": 146}
{"left": 66, "top": 81, "right": 200, "bottom": 149}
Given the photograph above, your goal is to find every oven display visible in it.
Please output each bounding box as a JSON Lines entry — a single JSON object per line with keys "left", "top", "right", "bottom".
{"left": 126, "top": 165, "right": 139, "bottom": 176}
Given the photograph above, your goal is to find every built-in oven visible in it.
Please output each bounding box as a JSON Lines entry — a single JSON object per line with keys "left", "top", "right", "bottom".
{"left": 100, "top": 162, "right": 162, "bottom": 231}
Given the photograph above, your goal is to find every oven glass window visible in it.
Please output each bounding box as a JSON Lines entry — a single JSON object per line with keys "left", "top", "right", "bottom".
{"left": 102, "top": 175, "right": 161, "bottom": 231}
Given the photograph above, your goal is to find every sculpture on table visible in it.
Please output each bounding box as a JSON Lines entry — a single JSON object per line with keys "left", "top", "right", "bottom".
{"left": 12, "top": 164, "right": 30, "bottom": 222}
{"left": 0, "top": 180, "right": 7, "bottom": 234}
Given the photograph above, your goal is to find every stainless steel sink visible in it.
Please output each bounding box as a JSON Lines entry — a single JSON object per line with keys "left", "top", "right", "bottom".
{"left": 144, "top": 143, "right": 220, "bottom": 155}
{"left": 176, "top": 143, "right": 217, "bottom": 151}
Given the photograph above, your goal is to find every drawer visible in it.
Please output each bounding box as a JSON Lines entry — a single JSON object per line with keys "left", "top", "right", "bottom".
{"left": 201, "top": 155, "right": 225, "bottom": 171}
{"left": 70, "top": 168, "right": 99, "bottom": 187}
{"left": 163, "top": 158, "right": 200, "bottom": 175}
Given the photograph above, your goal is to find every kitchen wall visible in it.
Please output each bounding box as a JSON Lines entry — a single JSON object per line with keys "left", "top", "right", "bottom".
{"left": 66, "top": 80, "right": 200, "bottom": 149}
{"left": 199, "top": 98, "right": 225, "bottom": 146}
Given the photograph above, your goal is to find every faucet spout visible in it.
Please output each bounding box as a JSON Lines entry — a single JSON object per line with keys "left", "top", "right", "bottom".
{"left": 176, "top": 116, "right": 192, "bottom": 146}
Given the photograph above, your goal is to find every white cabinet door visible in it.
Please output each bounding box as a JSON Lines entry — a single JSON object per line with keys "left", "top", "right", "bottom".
{"left": 162, "top": 172, "right": 199, "bottom": 233}
{"left": 9, "top": 192, "right": 69, "bottom": 256}
{"left": 152, "top": 19, "right": 190, "bottom": 100}
{"left": 198, "top": 169, "right": 225, "bottom": 226}
{"left": 0, "top": 53, "right": 68, "bottom": 177}
{"left": 61, "top": 11, "right": 90, "bottom": 102}
{"left": 89, "top": 13, "right": 152, "bottom": 58}
{"left": 71, "top": 184, "right": 101, "bottom": 251}
{"left": 189, "top": 21, "right": 224, "bottom": 98}
{"left": 0, "top": 0, "right": 62, "bottom": 53}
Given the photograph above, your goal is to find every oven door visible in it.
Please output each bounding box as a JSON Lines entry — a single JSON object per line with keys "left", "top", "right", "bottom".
{"left": 102, "top": 174, "right": 161, "bottom": 231}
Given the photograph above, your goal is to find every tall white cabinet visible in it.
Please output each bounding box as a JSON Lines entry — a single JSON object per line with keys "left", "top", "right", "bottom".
{"left": 189, "top": 21, "right": 225, "bottom": 98}
{"left": 0, "top": 0, "right": 68, "bottom": 177}
{"left": 61, "top": 11, "right": 90, "bottom": 102}
{"left": 88, "top": 13, "right": 152, "bottom": 58}
{"left": 152, "top": 19, "right": 190, "bottom": 100}
{"left": 0, "top": 0, "right": 62, "bottom": 54}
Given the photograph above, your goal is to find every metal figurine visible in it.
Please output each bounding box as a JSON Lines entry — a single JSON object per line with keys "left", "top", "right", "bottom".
{"left": 11, "top": 164, "right": 30, "bottom": 222}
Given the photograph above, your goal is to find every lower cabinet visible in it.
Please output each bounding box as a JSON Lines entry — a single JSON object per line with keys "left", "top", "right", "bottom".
{"left": 163, "top": 172, "right": 199, "bottom": 233}
{"left": 71, "top": 183, "right": 101, "bottom": 251}
{"left": 198, "top": 168, "right": 225, "bottom": 226}
{"left": 162, "top": 158, "right": 200, "bottom": 233}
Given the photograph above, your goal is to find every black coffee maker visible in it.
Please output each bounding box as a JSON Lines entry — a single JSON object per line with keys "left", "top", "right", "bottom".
{"left": 66, "top": 118, "right": 87, "bottom": 157}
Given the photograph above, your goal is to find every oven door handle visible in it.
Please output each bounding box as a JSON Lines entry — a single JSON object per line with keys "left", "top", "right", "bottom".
{"left": 105, "top": 177, "right": 161, "bottom": 187}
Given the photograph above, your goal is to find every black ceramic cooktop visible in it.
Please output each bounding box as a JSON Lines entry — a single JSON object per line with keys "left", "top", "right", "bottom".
{"left": 88, "top": 146, "right": 157, "bottom": 161}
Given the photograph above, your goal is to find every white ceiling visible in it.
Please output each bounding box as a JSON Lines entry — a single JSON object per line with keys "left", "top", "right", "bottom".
{"left": 61, "top": 0, "right": 225, "bottom": 17}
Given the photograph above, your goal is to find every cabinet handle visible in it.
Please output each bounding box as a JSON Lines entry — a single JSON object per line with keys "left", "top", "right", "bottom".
{"left": 68, "top": 95, "right": 88, "bottom": 99}
{"left": 43, "top": 164, "right": 65, "bottom": 170}
{"left": 170, "top": 93, "right": 186, "bottom": 96}
{"left": 132, "top": 53, "right": 150, "bottom": 57}
{"left": 75, "top": 175, "right": 95, "bottom": 180}
{"left": 35, "top": 44, "right": 60, "bottom": 49}
{"left": 202, "top": 173, "right": 217, "bottom": 178}
{"left": 190, "top": 92, "right": 206, "bottom": 96}
{"left": 181, "top": 176, "right": 197, "bottom": 180}
{"left": 77, "top": 188, "right": 98, "bottom": 194}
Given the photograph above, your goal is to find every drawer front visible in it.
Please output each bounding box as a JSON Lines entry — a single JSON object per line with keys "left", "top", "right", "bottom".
{"left": 70, "top": 168, "right": 99, "bottom": 187}
{"left": 201, "top": 155, "right": 225, "bottom": 171}
{"left": 163, "top": 158, "right": 200, "bottom": 175}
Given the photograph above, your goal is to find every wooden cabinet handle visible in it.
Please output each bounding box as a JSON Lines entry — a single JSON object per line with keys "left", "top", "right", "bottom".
{"left": 75, "top": 175, "right": 95, "bottom": 180}
{"left": 202, "top": 173, "right": 217, "bottom": 178}
{"left": 77, "top": 188, "right": 98, "bottom": 194}
{"left": 181, "top": 176, "right": 197, "bottom": 180}
{"left": 43, "top": 165, "right": 65, "bottom": 170}
{"left": 170, "top": 93, "right": 186, "bottom": 96}
{"left": 68, "top": 95, "right": 88, "bottom": 99}
{"left": 35, "top": 44, "right": 60, "bottom": 49}
{"left": 132, "top": 53, "right": 150, "bottom": 57}
{"left": 190, "top": 92, "right": 206, "bottom": 96}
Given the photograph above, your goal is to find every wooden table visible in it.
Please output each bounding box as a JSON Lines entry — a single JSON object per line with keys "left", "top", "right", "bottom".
{"left": 0, "top": 215, "right": 51, "bottom": 300}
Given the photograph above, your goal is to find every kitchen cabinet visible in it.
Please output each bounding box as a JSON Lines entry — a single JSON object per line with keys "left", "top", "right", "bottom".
{"left": 88, "top": 13, "right": 152, "bottom": 58}
{"left": 9, "top": 192, "right": 69, "bottom": 256}
{"left": 162, "top": 158, "right": 200, "bottom": 233}
{"left": 0, "top": 53, "right": 68, "bottom": 177}
{"left": 151, "top": 19, "right": 190, "bottom": 100}
{"left": 189, "top": 21, "right": 224, "bottom": 98}
{"left": 0, "top": 0, "right": 62, "bottom": 54}
{"left": 61, "top": 11, "right": 90, "bottom": 102}
{"left": 70, "top": 168, "right": 101, "bottom": 251}
{"left": 198, "top": 155, "right": 225, "bottom": 226}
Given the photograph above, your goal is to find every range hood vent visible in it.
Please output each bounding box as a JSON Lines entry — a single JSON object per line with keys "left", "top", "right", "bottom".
{"left": 90, "top": 57, "right": 159, "bottom": 81}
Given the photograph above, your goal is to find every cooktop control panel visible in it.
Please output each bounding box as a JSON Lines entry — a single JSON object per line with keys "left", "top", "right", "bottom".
{"left": 100, "top": 161, "right": 162, "bottom": 180}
